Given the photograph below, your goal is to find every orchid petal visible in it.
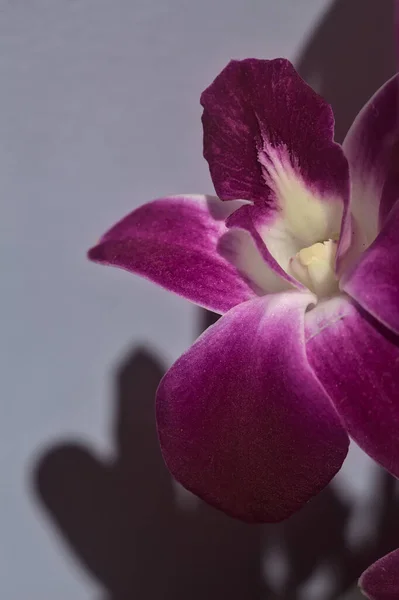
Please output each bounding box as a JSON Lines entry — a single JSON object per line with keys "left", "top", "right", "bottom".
{"left": 88, "top": 195, "right": 259, "bottom": 314}
{"left": 157, "top": 292, "right": 349, "bottom": 523}
{"left": 201, "top": 58, "right": 348, "bottom": 207}
{"left": 201, "top": 59, "right": 349, "bottom": 274}
{"left": 225, "top": 203, "right": 301, "bottom": 289}
{"left": 341, "top": 200, "right": 399, "bottom": 335}
{"left": 360, "top": 549, "right": 399, "bottom": 600}
{"left": 217, "top": 227, "right": 294, "bottom": 294}
{"left": 228, "top": 202, "right": 327, "bottom": 289}
{"left": 306, "top": 296, "right": 399, "bottom": 478}
{"left": 340, "top": 75, "right": 399, "bottom": 269}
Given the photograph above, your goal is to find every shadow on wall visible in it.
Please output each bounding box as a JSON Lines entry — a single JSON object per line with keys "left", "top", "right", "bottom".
{"left": 33, "top": 1, "right": 399, "bottom": 599}
{"left": 34, "top": 349, "right": 263, "bottom": 600}
{"left": 33, "top": 346, "right": 399, "bottom": 600}
{"left": 296, "top": 0, "right": 396, "bottom": 144}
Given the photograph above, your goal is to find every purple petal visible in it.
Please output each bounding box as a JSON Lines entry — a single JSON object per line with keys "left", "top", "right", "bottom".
{"left": 157, "top": 292, "right": 349, "bottom": 523}
{"left": 201, "top": 59, "right": 349, "bottom": 214}
{"left": 397, "top": 0, "right": 399, "bottom": 65}
{"left": 227, "top": 201, "right": 342, "bottom": 290}
{"left": 306, "top": 295, "right": 399, "bottom": 478}
{"left": 225, "top": 203, "right": 301, "bottom": 289}
{"left": 360, "top": 549, "right": 399, "bottom": 600}
{"left": 341, "top": 200, "right": 399, "bottom": 335}
{"left": 217, "top": 226, "right": 294, "bottom": 294}
{"left": 88, "top": 195, "right": 259, "bottom": 314}
{"left": 340, "top": 75, "right": 399, "bottom": 266}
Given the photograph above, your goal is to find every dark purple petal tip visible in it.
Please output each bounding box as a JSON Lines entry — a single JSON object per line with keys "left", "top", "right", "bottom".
{"left": 201, "top": 58, "right": 349, "bottom": 208}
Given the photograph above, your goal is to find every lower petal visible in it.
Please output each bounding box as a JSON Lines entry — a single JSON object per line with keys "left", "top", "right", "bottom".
{"left": 157, "top": 292, "right": 349, "bottom": 523}
{"left": 360, "top": 549, "right": 399, "bottom": 600}
{"left": 341, "top": 200, "right": 399, "bottom": 335}
{"left": 306, "top": 296, "right": 399, "bottom": 478}
{"left": 88, "top": 195, "right": 256, "bottom": 314}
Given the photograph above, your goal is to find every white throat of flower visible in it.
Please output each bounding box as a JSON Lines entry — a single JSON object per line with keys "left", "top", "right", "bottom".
{"left": 289, "top": 239, "right": 338, "bottom": 297}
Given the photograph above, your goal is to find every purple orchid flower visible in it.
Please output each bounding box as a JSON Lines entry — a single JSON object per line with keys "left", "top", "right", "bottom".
{"left": 360, "top": 548, "right": 399, "bottom": 599}
{"left": 89, "top": 58, "right": 399, "bottom": 525}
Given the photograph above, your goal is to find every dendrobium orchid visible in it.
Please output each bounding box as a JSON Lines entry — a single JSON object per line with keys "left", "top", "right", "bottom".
{"left": 360, "top": 548, "right": 399, "bottom": 599}
{"left": 89, "top": 59, "right": 399, "bottom": 527}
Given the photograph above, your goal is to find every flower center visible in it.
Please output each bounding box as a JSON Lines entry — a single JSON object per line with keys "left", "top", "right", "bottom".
{"left": 289, "top": 240, "right": 338, "bottom": 297}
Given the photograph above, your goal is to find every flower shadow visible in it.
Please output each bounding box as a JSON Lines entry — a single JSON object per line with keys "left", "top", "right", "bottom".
{"left": 33, "top": 1, "right": 399, "bottom": 598}
{"left": 296, "top": 0, "right": 396, "bottom": 144}
{"left": 333, "top": 470, "right": 399, "bottom": 598}
{"left": 33, "top": 348, "right": 265, "bottom": 600}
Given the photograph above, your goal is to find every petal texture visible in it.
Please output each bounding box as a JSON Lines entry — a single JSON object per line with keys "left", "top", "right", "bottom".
{"left": 341, "top": 200, "right": 399, "bottom": 335}
{"left": 227, "top": 201, "right": 340, "bottom": 288}
{"left": 157, "top": 292, "right": 349, "bottom": 523}
{"left": 217, "top": 227, "right": 294, "bottom": 294}
{"left": 88, "top": 195, "right": 258, "bottom": 314}
{"left": 201, "top": 58, "right": 349, "bottom": 214}
{"left": 225, "top": 203, "right": 301, "bottom": 289}
{"left": 202, "top": 58, "right": 349, "bottom": 280}
{"left": 341, "top": 75, "right": 399, "bottom": 265}
{"left": 306, "top": 296, "right": 399, "bottom": 478}
{"left": 360, "top": 549, "right": 399, "bottom": 600}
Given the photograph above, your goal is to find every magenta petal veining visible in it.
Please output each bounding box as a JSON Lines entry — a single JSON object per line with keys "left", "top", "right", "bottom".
{"left": 341, "top": 200, "right": 399, "bottom": 335}
{"left": 201, "top": 58, "right": 349, "bottom": 210}
{"left": 306, "top": 296, "right": 399, "bottom": 479}
{"left": 157, "top": 292, "right": 349, "bottom": 523}
{"left": 88, "top": 195, "right": 257, "bottom": 314}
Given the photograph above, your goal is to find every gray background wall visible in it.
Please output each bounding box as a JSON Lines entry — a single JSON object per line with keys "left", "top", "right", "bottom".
{"left": 1, "top": 1, "right": 396, "bottom": 598}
